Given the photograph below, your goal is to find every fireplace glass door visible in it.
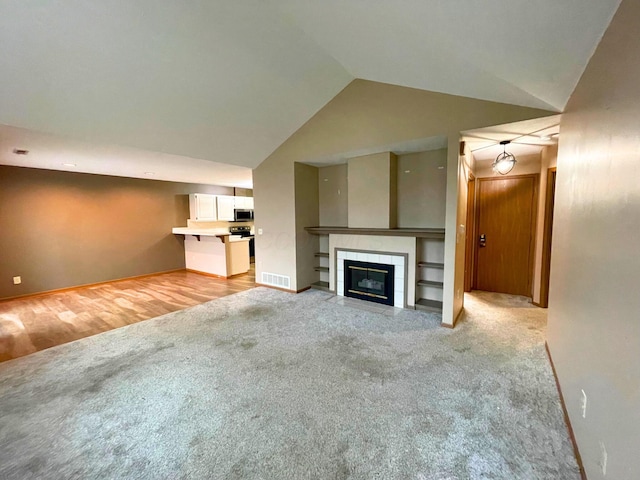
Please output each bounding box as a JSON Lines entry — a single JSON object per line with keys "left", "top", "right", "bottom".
{"left": 344, "top": 260, "right": 395, "bottom": 306}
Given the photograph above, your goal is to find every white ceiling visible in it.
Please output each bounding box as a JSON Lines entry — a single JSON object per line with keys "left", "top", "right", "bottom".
{"left": 271, "top": 0, "right": 620, "bottom": 112}
{"left": 462, "top": 115, "right": 561, "bottom": 162}
{"left": 0, "top": 0, "right": 351, "bottom": 175}
{"left": 0, "top": 1, "right": 621, "bottom": 185}
{"left": 305, "top": 136, "right": 448, "bottom": 167}
{"left": 0, "top": 124, "right": 253, "bottom": 187}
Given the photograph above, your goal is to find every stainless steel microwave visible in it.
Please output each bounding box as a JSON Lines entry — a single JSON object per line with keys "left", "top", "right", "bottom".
{"left": 234, "top": 209, "right": 254, "bottom": 221}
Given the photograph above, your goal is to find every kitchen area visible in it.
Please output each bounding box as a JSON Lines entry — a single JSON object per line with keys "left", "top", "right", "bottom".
{"left": 172, "top": 193, "right": 255, "bottom": 278}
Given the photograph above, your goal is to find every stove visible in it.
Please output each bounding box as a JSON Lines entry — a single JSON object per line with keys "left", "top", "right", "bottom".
{"left": 229, "top": 226, "right": 252, "bottom": 237}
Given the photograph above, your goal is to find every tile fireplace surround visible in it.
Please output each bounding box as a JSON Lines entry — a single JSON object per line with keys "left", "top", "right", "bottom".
{"left": 329, "top": 234, "right": 416, "bottom": 309}
{"left": 337, "top": 250, "right": 407, "bottom": 308}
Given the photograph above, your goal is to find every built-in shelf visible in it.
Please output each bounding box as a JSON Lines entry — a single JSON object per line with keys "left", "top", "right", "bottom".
{"left": 416, "top": 279, "right": 444, "bottom": 288}
{"left": 310, "top": 280, "right": 330, "bottom": 292}
{"left": 416, "top": 235, "right": 445, "bottom": 313}
{"left": 307, "top": 227, "right": 446, "bottom": 313}
{"left": 305, "top": 226, "right": 445, "bottom": 239}
{"left": 418, "top": 262, "right": 444, "bottom": 269}
{"left": 415, "top": 298, "right": 444, "bottom": 313}
{"left": 313, "top": 233, "right": 330, "bottom": 292}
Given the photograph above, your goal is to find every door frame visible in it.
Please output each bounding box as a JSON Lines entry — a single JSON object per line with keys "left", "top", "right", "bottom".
{"left": 472, "top": 173, "right": 539, "bottom": 297}
{"left": 464, "top": 172, "right": 476, "bottom": 292}
{"left": 538, "top": 167, "right": 557, "bottom": 307}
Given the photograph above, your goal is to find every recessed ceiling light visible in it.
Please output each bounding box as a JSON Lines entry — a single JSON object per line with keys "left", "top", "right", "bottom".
{"left": 438, "top": 166, "right": 445, "bottom": 170}
{"left": 62, "top": 163, "right": 76, "bottom": 167}
{"left": 13, "top": 148, "right": 29, "bottom": 155}
{"left": 404, "top": 170, "right": 411, "bottom": 173}
{"left": 145, "top": 172, "right": 156, "bottom": 175}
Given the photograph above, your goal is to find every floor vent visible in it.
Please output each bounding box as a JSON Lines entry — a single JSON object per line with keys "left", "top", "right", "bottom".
{"left": 261, "top": 272, "right": 291, "bottom": 290}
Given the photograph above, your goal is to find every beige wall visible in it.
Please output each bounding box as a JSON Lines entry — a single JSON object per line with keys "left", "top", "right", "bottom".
{"left": 318, "top": 164, "right": 348, "bottom": 226}
{"left": 253, "top": 147, "right": 296, "bottom": 290}
{"left": 347, "top": 152, "right": 397, "bottom": 228}
{"left": 233, "top": 188, "right": 254, "bottom": 197}
{"left": 294, "top": 163, "right": 319, "bottom": 290}
{"left": 397, "top": 149, "right": 447, "bottom": 227}
{"left": 0, "top": 165, "right": 232, "bottom": 299}
{"left": 253, "top": 79, "right": 554, "bottom": 319}
{"left": 318, "top": 149, "right": 448, "bottom": 229}
{"left": 547, "top": 1, "right": 639, "bottom": 478}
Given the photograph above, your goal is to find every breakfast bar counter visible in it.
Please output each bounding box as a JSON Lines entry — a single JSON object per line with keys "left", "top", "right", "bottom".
{"left": 172, "top": 227, "right": 250, "bottom": 278}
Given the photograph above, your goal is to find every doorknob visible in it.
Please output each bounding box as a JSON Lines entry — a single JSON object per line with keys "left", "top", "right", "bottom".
{"left": 479, "top": 234, "right": 486, "bottom": 247}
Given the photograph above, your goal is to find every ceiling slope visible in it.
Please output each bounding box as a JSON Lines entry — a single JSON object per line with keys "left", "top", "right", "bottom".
{"left": 0, "top": 0, "right": 352, "bottom": 169}
{"left": 270, "top": 0, "right": 621, "bottom": 111}
{"left": 0, "top": 0, "right": 622, "bottom": 181}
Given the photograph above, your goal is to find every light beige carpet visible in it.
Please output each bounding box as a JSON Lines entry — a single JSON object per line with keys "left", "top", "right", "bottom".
{"left": 0, "top": 288, "right": 580, "bottom": 479}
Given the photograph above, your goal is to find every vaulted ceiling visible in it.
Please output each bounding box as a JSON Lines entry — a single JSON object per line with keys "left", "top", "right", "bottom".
{"left": 0, "top": 0, "right": 621, "bottom": 184}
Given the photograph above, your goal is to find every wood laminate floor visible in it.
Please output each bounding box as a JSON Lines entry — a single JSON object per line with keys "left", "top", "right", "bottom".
{"left": 0, "top": 267, "right": 255, "bottom": 362}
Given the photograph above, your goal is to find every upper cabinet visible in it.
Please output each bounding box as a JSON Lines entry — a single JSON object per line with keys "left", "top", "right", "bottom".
{"left": 235, "top": 196, "right": 254, "bottom": 209}
{"left": 216, "top": 195, "right": 236, "bottom": 221}
{"left": 189, "top": 194, "right": 217, "bottom": 221}
{"left": 189, "top": 194, "right": 254, "bottom": 221}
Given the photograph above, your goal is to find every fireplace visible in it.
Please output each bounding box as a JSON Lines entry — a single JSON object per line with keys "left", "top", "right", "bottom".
{"left": 344, "top": 260, "right": 395, "bottom": 306}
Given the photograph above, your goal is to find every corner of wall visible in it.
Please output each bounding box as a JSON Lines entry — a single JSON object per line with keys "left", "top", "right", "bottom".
{"left": 442, "top": 135, "right": 460, "bottom": 325}
{"left": 294, "top": 162, "right": 320, "bottom": 291}
{"left": 389, "top": 153, "right": 398, "bottom": 229}
{"left": 253, "top": 155, "right": 297, "bottom": 289}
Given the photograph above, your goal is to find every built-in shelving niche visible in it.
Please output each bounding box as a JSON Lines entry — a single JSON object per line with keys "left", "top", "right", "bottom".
{"left": 416, "top": 237, "right": 444, "bottom": 312}
{"left": 310, "top": 234, "right": 330, "bottom": 291}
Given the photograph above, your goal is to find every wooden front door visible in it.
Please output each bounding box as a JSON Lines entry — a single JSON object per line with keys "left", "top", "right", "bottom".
{"left": 475, "top": 174, "right": 538, "bottom": 296}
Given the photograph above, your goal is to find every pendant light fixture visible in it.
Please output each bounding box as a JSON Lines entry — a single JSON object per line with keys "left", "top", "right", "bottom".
{"left": 492, "top": 140, "right": 517, "bottom": 175}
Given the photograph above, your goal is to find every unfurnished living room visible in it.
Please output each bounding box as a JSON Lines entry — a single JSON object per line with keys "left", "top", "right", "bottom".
{"left": 0, "top": 1, "right": 638, "bottom": 479}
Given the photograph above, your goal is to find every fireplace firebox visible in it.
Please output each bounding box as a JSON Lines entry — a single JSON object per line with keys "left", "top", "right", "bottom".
{"left": 344, "top": 260, "right": 395, "bottom": 306}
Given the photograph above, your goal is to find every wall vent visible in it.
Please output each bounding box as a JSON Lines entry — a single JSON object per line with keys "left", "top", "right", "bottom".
{"left": 261, "top": 272, "right": 290, "bottom": 290}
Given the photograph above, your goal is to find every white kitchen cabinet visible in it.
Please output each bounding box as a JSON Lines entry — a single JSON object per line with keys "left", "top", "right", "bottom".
{"left": 216, "top": 195, "right": 236, "bottom": 221}
{"left": 189, "top": 194, "right": 217, "bottom": 221}
{"left": 235, "top": 196, "right": 254, "bottom": 209}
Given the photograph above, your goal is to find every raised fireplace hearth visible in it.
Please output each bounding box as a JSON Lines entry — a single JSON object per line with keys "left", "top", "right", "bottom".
{"left": 344, "top": 260, "right": 395, "bottom": 306}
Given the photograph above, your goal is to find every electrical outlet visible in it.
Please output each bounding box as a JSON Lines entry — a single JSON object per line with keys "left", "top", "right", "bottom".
{"left": 13, "top": 276, "right": 21, "bottom": 285}
{"left": 581, "top": 390, "right": 587, "bottom": 418}
{"left": 600, "top": 441, "right": 607, "bottom": 476}
{"left": 258, "top": 228, "right": 263, "bottom": 235}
